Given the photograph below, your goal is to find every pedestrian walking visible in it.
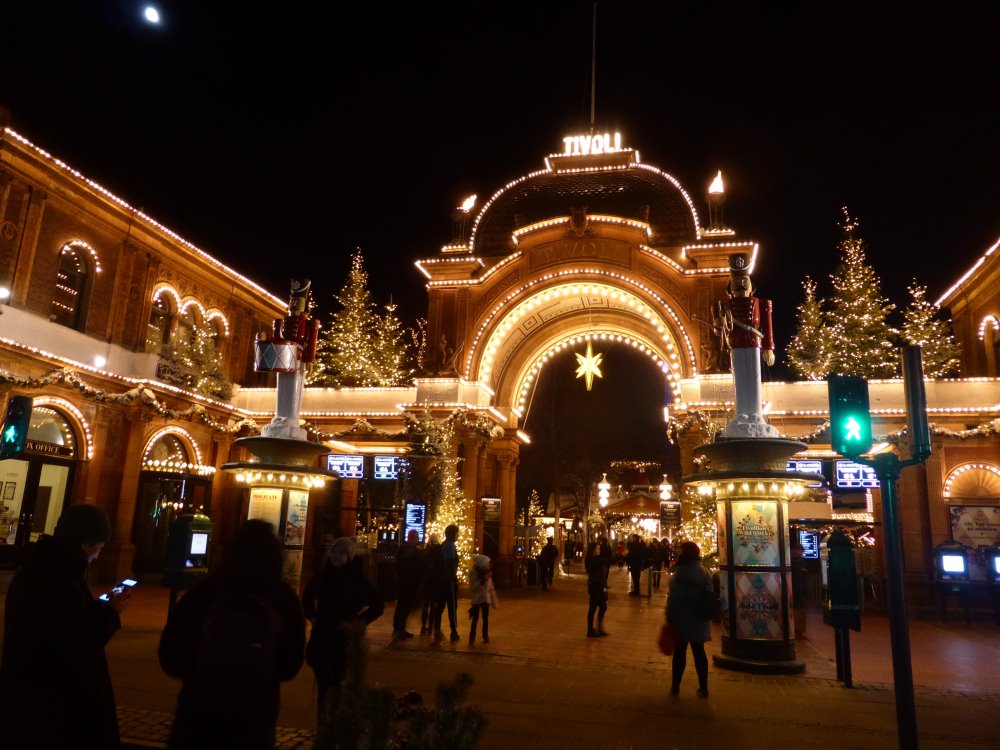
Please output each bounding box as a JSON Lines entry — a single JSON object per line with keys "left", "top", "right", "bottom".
{"left": 650, "top": 538, "right": 665, "bottom": 589}
{"left": 302, "top": 537, "right": 384, "bottom": 721}
{"left": 666, "top": 541, "right": 712, "bottom": 698}
{"left": 0, "top": 503, "right": 126, "bottom": 750}
{"left": 538, "top": 536, "right": 558, "bottom": 590}
{"left": 419, "top": 532, "right": 440, "bottom": 635}
{"left": 158, "top": 520, "right": 305, "bottom": 750}
{"left": 585, "top": 541, "right": 609, "bottom": 637}
{"left": 468, "top": 554, "right": 498, "bottom": 644}
{"left": 392, "top": 529, "right": 425, "bottom": 640}
{"left": 430, "top": 524, "right": 461, "bottom": 642}
{"left": 626, "top": 534, "right": 646, "bottom": 595}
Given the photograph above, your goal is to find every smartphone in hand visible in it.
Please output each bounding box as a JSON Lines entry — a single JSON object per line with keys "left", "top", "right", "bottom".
{"left": 98, "top": 577, "right": 138, "bottom": 602}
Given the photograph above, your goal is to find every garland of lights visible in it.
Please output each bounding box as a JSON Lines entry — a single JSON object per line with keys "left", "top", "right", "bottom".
{"left": 0, "top": 366, "right": 258, "bottom": 435}
{"left": 666, "top": 410, "right": 722, "bottom": 444}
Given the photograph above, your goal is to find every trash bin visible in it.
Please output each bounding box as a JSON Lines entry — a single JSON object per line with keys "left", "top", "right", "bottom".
{"left": 526, "top": 558, "right": 538, "bottom": 586}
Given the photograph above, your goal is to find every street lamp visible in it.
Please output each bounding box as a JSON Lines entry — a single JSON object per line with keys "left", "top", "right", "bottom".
{"left": 598, "top": 473, "right": 610, "bottom": 507}
{"left": 658, "top": 475, "right": 673, "bottom": 501}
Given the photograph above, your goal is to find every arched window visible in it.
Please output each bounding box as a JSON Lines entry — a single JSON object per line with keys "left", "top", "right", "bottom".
{"left": 176, "top": 306, "right": 200, "bottom": 348}
{"left": 146, "top": 291, "right": 175, "bottom": 354}
{"left": 981, "top": 316, "right": 1000, "bottom": 376}
{"left": 51, "top": 244, "right": 91, "bottom": 329}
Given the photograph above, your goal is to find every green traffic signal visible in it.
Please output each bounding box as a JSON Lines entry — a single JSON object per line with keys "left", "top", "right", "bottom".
{"left": 828, "top": 375, "right": 873, "bottom": 457}
{"left": 0, "top": 395, "right": 33, "bottom": 460}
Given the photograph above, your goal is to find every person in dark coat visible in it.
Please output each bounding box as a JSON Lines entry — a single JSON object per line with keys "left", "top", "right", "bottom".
{"left": 302, "top": 536, "right": 384, "bottom": 720}
{"left": 429, "top": 524, "right": 460, "bottom": 642}
{"left": 666, "top": 541, "right": 713, "bottom": 698}
{"left": 392, "top": 529, "right": 425, "bottom": 639}
{"left": 538, "top": 536, "right": 558, "bottom": 590}
{"left": 158, "top": 519, "right": 305, "bottom": 750}
{"left": 626, "top": 534, "right": 646, "bottom": 595}
{"left": 585, "top": 541, "right": 609, "bottom": 637}
{"left": 419, "top": 532, "right": 441, "bottom": 635}
{"left": 0, "top": 503, "right": 125, "bottom": 750}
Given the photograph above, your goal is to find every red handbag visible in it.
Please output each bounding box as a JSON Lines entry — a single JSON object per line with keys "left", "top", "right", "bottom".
{"left": 658, "top": 622, "right": 676, "bottom": 655}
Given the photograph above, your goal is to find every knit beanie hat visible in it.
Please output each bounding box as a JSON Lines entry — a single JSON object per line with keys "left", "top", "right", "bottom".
{"left": 54, "top": 504, "right": 113, "bottom": 545}
{"left": 331, "top": 537, "right": 357, "bottom": 561}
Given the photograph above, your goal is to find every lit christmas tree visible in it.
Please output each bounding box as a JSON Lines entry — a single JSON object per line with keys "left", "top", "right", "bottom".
{"left": 311, "top": 250, "right": 382, "bottom": 387}
{"left": 371, "top": 300, "right": 411, "bottom": 386}
{"left": 787, "top": 277, "right": 831, "bottom": 380}
{"left": 527, "top": 488, "right": 545, "bottom": 520}
{"left": 677, "top": 491, "right": 718, "bottom": 566}
{"left": 825, "top": 210, "right": 899, "bottom": 378}
{"left": 158, "top": 324, "right": 233, "bottom": 399}
{"left": 901, "top": 281, "right": 960, "bottom": 378}
{"left": 425, "top": 460, "right": 476, "bottom": 583}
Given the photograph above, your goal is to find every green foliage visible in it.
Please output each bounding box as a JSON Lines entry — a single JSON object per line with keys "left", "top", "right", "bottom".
{"left": 406, "top": 673, "right": 486, "bottom": 750}
{"left": 527, "top": 488, "right": 545, "bottom": 519}
{"left": 311, "top": 251, "right": 414, "bottom": 387}
{"left": 825, "top": 212, "right": 898, "bottom": 378}
{"left": 678, "top": 489, "right": 717, "bottom": 566}
{"left": 313, "top": 624, "right": 486, "bottom": 750}
{"left": 786, "top": 277, "right": 830, "bottom": 380}
{"left": 901, "top": 281, "right": 960, "bottom": 378}
{"left": 315, "top": 623, "right": 396, "bottom": 750}
{"left": 157, "top": 324, "right": 233, "bottom": 400}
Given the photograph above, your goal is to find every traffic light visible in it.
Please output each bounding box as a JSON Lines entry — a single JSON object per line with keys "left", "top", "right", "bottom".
{"left": 0, "top": 395, "right": 33, "bottom": 460}
{"left": 828, "top": 376, "right": 872, "bottom": 457}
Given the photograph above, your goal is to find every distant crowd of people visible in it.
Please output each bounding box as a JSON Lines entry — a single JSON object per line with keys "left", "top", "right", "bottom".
{"left": 0, "top": 504, "right": 717, "bottom": 749}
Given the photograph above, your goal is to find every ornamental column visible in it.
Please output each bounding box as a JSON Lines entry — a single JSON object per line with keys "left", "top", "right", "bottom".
{"left": 99, "top": 404, "right": 148, "bottom": 581}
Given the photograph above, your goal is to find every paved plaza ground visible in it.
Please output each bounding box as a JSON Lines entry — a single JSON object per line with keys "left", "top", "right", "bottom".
{"left": 4, "top": 564, "right": 1000, "bottom": 749}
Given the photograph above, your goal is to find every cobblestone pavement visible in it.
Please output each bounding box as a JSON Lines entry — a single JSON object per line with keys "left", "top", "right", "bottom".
{"left": 5, "top": 564, "right": 999, "bottom": 749}
{"left": 118, "top": 706, "right": 314, "bottom": 749}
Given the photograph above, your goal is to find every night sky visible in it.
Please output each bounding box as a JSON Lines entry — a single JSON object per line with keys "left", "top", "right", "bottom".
{"left": 5, "top": 2, "right": 998, "bottom": 499}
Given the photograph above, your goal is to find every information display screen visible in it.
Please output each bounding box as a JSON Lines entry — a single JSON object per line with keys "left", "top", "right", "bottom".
{"left": 941, "top": 554, "right": 966, "bottom": 574}
{"left": 327, "top": 454, "right": 364, "bottom": 479}
{"left": 786, "top": 460, "right": 824, "bottom": 487}
{"left": 373, "top": 455, "right": 400, "bottom": 480}
{"left": 835, "top": 460, "right": 879, "bottom": 489}
{"left": 403, "top": 503, "right": 427, "bottom": 542}
{"left": 798, "top": 530, "right": 819, "bottom": 559}
{"left": 190, "top": 532, "right": 208, "bottom": 555}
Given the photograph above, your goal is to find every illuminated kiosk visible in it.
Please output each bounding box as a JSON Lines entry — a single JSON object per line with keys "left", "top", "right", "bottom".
{"left": 685, "top": 441, "right": 820, "bottom": 673}
{"left": 222, "top": 280, "right": 336, "bottom": 587}
{"left": 683, "top": 254, "right": 818, "bottom": 673}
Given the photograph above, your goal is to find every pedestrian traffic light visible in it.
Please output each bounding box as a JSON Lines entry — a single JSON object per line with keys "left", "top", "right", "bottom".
{"left": 828, "top": 376, "right": 872, "bottom": 457}
{"left": 0, "top": 395, "right": 33, "bottom": 460}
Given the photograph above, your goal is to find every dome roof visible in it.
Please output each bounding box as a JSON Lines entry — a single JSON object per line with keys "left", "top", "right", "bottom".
{"left": 469, "top": 162, "right": 701, "bottom": 255}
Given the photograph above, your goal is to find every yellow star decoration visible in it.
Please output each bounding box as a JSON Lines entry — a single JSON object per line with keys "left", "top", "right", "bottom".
{"left": 575, "top": 341, "right": 603, "bottom": 391}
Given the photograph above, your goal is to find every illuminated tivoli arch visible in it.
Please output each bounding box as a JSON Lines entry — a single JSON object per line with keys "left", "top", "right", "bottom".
{"left": 470, "top": 280, "right": 692, "bottom": 411}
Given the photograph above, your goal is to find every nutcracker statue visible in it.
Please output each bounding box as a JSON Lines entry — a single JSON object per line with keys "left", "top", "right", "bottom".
{"left": 713, "top": 253, "right": 779, "bottom": 438}
{"left": 255, "top": 279, "right": 321, "bottom": 441}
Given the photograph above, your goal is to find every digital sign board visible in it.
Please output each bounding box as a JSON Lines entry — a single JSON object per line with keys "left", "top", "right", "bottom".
{"left": 798, "top": 530, "right": 819, "bottom": 559}
{"left": 835, "top": 460, "right": 879, "bottom": 489}
{"left": 373, "top": 455, "right": 401, "bottom": 480}
{"left": 786, "top": 459, "right": 824, "bottom": 488}
{"left": 327, "top": 454, "right": 364, "bottom": 479}
{"left": 403, "top": 502, "right": 427, "bottom": 542}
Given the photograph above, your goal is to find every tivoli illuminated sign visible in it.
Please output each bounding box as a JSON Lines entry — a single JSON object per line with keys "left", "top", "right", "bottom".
{"left": 561, "top": 132, "right": 624, "bottom": 156}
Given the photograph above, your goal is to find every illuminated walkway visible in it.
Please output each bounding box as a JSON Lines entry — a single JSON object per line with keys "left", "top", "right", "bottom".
{"left": 5, "top": 564, "right": 997, "bottom": 749}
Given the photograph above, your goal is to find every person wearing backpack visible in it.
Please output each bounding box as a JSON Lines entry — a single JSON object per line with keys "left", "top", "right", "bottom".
{"left": 158, "top": 520, "right": 305, "bottom": 750}
{"left": 0, "top": 503, "right": 127, "bottom": 750}
{"left": 302, "top": 536, "right": 383, "bottom": 721}
{"left": 665, "top": 541, "right": 713, "bottom": 698}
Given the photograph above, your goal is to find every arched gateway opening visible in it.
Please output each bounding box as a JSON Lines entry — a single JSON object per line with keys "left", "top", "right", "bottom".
{"left": 416, "top": 133, "right": 761, "bottom": 573}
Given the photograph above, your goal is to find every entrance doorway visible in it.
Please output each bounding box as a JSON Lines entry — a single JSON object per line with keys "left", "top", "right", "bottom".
{"left": 132, "top": 432, "right": 212, "bottom": 572}
{"left": 0, "top": 406, "right": 79, "bottom": 567}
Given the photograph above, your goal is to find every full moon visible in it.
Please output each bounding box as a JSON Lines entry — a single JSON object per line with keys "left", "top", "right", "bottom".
{"left": 143, "top": 6, "right": 160, "bottom": 24}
